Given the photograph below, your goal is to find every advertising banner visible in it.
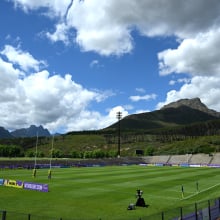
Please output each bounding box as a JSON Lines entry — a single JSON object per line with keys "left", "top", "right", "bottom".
{"left": 4, "top": 179, "right": 23, "bottom": 188}
{"left": 24, "top": 182, "right": 49, "bottom": 192}
{"left": 0, "top": 179, "right": 4, "bottom": 185}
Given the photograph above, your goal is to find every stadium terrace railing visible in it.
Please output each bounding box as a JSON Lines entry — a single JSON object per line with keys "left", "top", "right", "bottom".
{"left": 144, "top": 197, "right": 220, "bottom": 220}
{"left": 1, "top": 198, "right": 220, "bottom": 220}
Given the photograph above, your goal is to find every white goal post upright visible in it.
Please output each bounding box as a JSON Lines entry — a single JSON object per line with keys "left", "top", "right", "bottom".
{"left": 48, "top": 135, "right": 54, "bottom": 179}
{"left": 33, "top": 132, "right": 38, "bottom": 178}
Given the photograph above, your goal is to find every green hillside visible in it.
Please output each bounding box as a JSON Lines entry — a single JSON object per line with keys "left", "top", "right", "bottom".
{"left": 105, "top": 106, "right": 220, "bottom": 132}
{"left": 1, "top": 99, "right": 220, "bottom": 158}
{"left": 1, "top": 130, "right": 220, "bottom": 159}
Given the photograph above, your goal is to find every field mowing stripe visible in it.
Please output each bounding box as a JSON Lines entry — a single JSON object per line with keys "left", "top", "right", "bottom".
{"left": 147, "top": 192, "right": 180, "bottom": 201}
{"left": 181, "top": 182, "right": 220, "bottom": 200}
{"left": 169, "top": 189, "right": 196, "bottom": 194}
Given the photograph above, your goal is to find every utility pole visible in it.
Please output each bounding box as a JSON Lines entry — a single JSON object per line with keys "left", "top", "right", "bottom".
{"left": 116, "top": 111, "right": 122, "bottom": 158}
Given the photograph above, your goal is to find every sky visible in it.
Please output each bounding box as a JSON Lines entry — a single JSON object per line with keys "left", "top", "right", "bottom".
{"left": 1, "top": 0, "right": 220, "bottom": 134}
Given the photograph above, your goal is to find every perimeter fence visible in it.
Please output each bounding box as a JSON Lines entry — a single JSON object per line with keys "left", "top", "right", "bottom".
{"left": 144, "top": 197, "right": 220, "bottom": 220}
{"left": 1, "top": 197, "right": 220, "bottom": 220}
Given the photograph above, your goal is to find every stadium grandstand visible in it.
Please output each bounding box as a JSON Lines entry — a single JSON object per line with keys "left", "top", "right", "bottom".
{"left": 142, "top": 153, "right": 220, "bottom": 167}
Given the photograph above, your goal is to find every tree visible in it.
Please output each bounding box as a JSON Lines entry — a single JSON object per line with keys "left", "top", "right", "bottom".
{"left": 145, "top": 146, "right": 154, "bottom": 156}
{"left": 0, "top": 145, "right": 21, "bottom": 157}
{"left": 52, "top": 149, "right": 64, "bottom": 158}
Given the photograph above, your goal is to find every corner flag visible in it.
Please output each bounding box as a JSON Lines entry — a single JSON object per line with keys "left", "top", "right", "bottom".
{"left": 181, "top": 185, "right": 184, "bottom": 198}
{"left": 32, "top": 168, "right": 36, "bottom": 178}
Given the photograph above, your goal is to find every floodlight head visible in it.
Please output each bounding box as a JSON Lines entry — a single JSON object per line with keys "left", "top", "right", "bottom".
{"left": 116, "top": 111, "right": 122, "bottom": 120}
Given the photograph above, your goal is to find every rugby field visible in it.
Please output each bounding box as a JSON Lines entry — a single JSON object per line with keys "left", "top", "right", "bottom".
{"left": 0, "top": 165, "right": 220, "bottom": 219}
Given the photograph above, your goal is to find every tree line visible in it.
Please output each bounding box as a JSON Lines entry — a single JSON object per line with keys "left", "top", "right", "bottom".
{"left": 0, "top": 145, "right": 23, "bottom": 157}
{"left": 26, "top": 149, "right": 118, "bottom": 159}
{"left": 1, "top": 119, "right": 220, "bottom": 158}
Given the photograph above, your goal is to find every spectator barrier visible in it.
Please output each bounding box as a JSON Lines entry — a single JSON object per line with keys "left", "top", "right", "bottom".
{"left": 1, "top": 198, "right": 219, "bottom": 220}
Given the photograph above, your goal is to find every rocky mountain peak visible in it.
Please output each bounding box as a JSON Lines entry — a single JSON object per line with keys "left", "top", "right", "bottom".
{"left": 11, "top": 125, "right": 51, "bottom": 138}
{"left": 161, "top": 98, "right": 220, "bottom": 118}
{"left": 0, "top": 126, "right": 13, "bottom": 138}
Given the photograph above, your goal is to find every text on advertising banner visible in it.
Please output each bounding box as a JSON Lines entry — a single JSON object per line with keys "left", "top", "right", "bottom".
{"left": 4, "top": 179, "right": 23, "bottom": 189}
{"left": 24, "top": 182, "right": 49, "bottom": 192}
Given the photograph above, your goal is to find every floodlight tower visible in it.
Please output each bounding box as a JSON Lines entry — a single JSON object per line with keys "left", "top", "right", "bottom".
{"left": 116, "top": 111, "right": 122, "bottom": 158}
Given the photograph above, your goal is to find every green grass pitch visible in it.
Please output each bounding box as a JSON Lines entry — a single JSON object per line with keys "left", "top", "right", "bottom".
{"left": 0, "top": 165, "right": 220, "bottom": 220}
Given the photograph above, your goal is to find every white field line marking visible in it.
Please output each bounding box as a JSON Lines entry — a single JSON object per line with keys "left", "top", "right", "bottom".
{"left": 169, "top": 189, "right": 195, "bottom": 194}
{"left": 181, "top": 182, "right": 220, "bottom": 200}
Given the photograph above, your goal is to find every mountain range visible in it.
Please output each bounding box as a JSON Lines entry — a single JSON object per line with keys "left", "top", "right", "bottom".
{"left": 0, "top": 125, "right": 51, "bottom": 139}
{"left": 1, "top": 98, "right": 220, "bottom": 139}
{"left": 103, "top": 97, "right": 220, "bottom": 132}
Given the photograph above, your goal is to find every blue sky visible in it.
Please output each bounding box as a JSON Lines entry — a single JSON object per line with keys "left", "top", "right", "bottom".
{"left": 1, "top": 0, "right": 220, "bottom": 134}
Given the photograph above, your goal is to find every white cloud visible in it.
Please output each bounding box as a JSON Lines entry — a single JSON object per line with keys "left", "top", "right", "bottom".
{"left": 135, "top": 88, "right": 146, "bottom": 93}
{"left": 66, "top": 0, "right": 135, "bottom": 56}
{"left": 158, "top": 29, "right": 220, "bottom": 76}
{"left": 1, "top": 45, "right": 46, "bottom": 72}
{"left": 106, "top": 106, "right": 128, "bottom": 121}
{"left": 0, "top": 57, "right": 23, "bottom": 87}
{"left": 123, "top": 105, "right": 134, "bottom": 111}
{"left": 11, "top": 0, "right": 71, "bottom": 18}
{"left": 129, "top": 93, "right": 157, "bottom": 102}
{"left": 65, "top": 105, "right": 129, "bottom": 131}
{"left": 66, "top": 0, "right": 220, "bottom": 55}
{"left": 157, "top": 28, "right": 220, "bottom": 112}
{"left": 90, "top": 60, "right": 101, "bottom": 68}
{"left": 157, "top": 76, "right": 220, "bottom": 111}
{"left": 0, "top": 49, "right": 115, "bottom": 133}
{"left": 45, "top": 23, "right": 70, "bottom": 45}
{"left": 169, "top": 80, "right": 175, "bottom": 86}
{"left": 169, "top": 78, "right": 190, "bottom": 86}
{"left": 10, "top": 0, "right": 220, "bottom": 57}
{"left": 6, "top": 0, "right": 220, "bottom": 131}
{"left": 90, "top": 60, "right": 98, "bottom": 67}
{"left": 135, "top": 109, "right": 150, "bottom": 114}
